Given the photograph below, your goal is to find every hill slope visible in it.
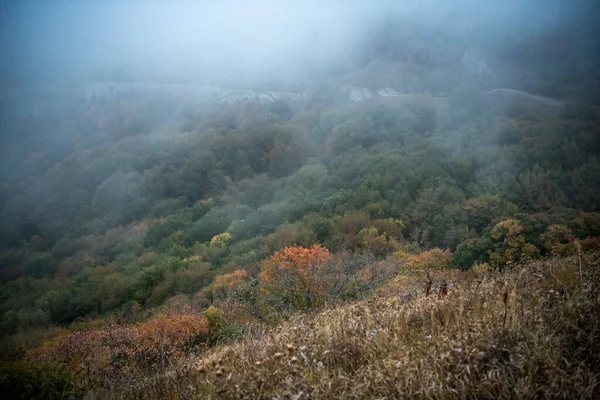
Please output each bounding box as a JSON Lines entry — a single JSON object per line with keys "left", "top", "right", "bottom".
{"left": 96, "top": 252, "right": 600, "bottom": 399}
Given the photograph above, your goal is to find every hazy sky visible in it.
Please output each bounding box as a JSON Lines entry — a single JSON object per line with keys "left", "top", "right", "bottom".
{"left": 0, "top": 0, "right": 597, "bottom": 87}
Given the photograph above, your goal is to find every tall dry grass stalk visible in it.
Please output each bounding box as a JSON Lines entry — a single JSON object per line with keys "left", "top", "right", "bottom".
{"left": 575, "top": 240, "right": 583, "bottom": 284}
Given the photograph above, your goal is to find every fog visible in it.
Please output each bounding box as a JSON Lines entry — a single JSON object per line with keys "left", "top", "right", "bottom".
{"left": 2, "top": 2, "right": 600, "bottom": 380}
{"left": 1, "top": 0, "right": 598, "bottom": 88}
{"left": 0, "top": 0, "right": 599, "bottom": 241}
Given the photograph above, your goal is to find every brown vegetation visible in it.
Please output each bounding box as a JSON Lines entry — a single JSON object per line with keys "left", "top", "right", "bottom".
{"left": 85, "top": 252, "right": 600, "bottom": 399}
{"left": 27, "top": 305, "right": 210, "bottom": 392}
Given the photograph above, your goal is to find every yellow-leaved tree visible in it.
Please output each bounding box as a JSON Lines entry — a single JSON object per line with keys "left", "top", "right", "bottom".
{"left": 489, "top": 219, "right": 539, "bottom": 267}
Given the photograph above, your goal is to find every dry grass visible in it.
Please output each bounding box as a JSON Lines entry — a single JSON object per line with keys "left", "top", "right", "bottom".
{"left": 92, "top": 253, "right": 600, "bottom": 399}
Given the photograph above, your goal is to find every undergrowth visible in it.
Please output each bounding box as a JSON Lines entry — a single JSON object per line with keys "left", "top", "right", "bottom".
{"left": 89, "top": 252, "right": 600, "bottom": 399}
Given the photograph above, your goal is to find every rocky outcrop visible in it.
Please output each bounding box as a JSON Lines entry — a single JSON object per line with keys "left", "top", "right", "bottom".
{"left": 349, "top": 87, "right": 372, "bottom": 102}
{"left": 219, "top": 90, "right": 305, "bottom": 104}
{"left": 218, "top": 89, "right": 256, "bottom": 104}
{"left": 377, "top": 87, "right": 400, "bottom": 97}
{"left": 84, "top": 82, "right": 307, "bottom": 104}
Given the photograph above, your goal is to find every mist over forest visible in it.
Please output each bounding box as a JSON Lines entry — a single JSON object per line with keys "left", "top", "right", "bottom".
{"left": 2, "top": 0, "right": 599, "bottom": 87}
{"left": 1, "top": 1, "right": 600, "bottom": 398}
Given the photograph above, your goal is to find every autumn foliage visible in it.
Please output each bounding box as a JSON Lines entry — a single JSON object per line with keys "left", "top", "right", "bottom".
{"left": 211, "top": 269, "right": 248, "bottom": 301}
{"left": 29, "top": 305, "right": 210, "bottom": 389}
{"left": 402, "top": 248, "right": 453, "bottom": 271}
{"left": 259, "top": 244, "right": 330, "bottom": 283}
{"left": 540, "top": 224, "right": 575, "bottom": 256}
{"left": 259, "top": 244, "right": 332, "bottom": 313}
{"left": 489, "top": 219, "right": 539, "bottom": 266}
{"left": 205, "top": 270, "right": 255, "bottom": 329}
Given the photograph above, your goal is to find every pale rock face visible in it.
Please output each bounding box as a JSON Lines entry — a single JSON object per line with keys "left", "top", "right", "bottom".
{"left": 83, "top": 82, "right": 306, "bottom": 105}
{"left": 258, "top": 93, "right": 278, "bottom": 102}
{"left": 377, "top": 87, "right": 399, "bottom": 97}
{"left": 219, "top": 89, "right": 255, "bottom": 104}
{"left": 349, "top": 87, "right": 372, "bottom": 102}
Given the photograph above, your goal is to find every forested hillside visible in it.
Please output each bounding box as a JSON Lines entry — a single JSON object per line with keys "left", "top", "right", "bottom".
{"left": 1, "top": 1, "right": 600, "bottom": 398}
{"left": 2, "top": 73, "right": 599, "bottom": 333}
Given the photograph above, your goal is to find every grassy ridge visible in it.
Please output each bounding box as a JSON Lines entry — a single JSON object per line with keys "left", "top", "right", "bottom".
{"left": 88, "top": 252, "right": 600, "bottom": 399}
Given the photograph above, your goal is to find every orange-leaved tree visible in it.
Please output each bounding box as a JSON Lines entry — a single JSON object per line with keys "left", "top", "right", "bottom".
{"left": 258, "top": 244, "right": 331, "bottom": 315}
{"left": 211, "top": 269, "right": 248, "bottom": 301}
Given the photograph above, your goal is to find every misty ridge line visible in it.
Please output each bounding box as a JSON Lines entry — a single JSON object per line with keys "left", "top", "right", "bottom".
{"left": 83, "top": 82, "right": 307, "bottom": 104}
{"left": 4, "top": 81, "right": 569, "bottom": 110}
{"left": 83, "top": 82, "right": 570, "bottom": 107}
{"left": 485, "top": 89, "right": 567, "bottom": 107}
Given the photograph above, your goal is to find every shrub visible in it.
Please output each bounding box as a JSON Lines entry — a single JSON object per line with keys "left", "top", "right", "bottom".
{"left": 29, "top": 305, "right": 210, "bottom": 389}
{"left": 489, "top": 219, "right": 540, "bottom": 267}
{"left": 20, "top": 252, "right": 56, "bottom": 279}
{"left": 540, "top": 224, "right": 575, "bottom": 256}
{"left": 402, "top": 248, "right": 453, "bottom": 271}
{"left": 573, "top": 212, "right": 600, "bottom": 238}
{"left": 259, "top": 245, "right": 331, "bottom": 314}
{"left": 210, "top": 232, "right": 232, "bottom": 247}
{"left": 0, "top": 361, "right": 81, "bottom": 400}
{"left": 211, "top": 269, "right": 248, "bottom": 301}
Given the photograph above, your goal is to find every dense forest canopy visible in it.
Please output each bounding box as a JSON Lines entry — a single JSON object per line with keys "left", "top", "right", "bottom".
{"left": 0, "top": 1, "right": 600, "bottom": 396}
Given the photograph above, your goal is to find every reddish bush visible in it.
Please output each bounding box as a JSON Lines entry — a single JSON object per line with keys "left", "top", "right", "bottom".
{"left": 29, "top": 305, "right": 209, "bottom": 389}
